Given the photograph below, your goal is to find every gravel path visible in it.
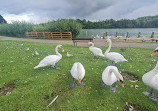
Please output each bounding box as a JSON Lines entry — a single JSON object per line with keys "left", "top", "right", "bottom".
{"left": 0, "top": 36, "right": 157, "bottom": 49}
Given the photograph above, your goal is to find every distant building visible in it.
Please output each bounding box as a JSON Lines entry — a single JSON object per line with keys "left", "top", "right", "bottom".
{"left": 0, "top": 15, "right": 7, "bottom": 24}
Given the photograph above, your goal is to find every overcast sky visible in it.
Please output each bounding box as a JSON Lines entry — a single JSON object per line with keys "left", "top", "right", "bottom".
{"left": 0, "top": 0, "right": 158, "bottom": 23}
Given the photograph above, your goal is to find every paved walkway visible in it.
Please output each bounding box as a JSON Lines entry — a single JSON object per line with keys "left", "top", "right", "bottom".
{"left": 0, "top": 36, "right": 157, "bottom": 49}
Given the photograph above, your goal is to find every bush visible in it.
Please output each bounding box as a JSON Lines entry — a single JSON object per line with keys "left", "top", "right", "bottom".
{"left": 34, "top": 19, "right": 82, "bottom": 38}
{"left": 0, "top": 21, "right": 34, "bottom": 37}
{"left": 0, "top": 19, "right": 82, "bottom": 38}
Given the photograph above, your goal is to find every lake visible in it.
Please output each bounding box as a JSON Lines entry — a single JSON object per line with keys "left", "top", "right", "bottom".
{"left": 78, "top": 28, "right": 158, "bottom": 38}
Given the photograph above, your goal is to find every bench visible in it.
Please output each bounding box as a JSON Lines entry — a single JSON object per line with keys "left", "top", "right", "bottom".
{"left": 72, "top": 38, "right": 94, "bottom": 46}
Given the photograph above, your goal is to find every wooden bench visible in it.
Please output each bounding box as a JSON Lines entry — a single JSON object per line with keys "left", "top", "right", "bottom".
{"left": 72, "top": 38, "right": 94, "bottom": 46}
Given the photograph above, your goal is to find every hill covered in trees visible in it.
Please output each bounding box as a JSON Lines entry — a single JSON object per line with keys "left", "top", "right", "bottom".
{"left": 76, "top": 15, "right": 158, "bottom": 29}
{"left": 0, "top": 15, "right": 7, "bottom": 24}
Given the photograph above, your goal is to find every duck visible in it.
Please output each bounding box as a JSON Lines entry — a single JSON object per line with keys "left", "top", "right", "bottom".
{"left": 34, "top": 45, "right": 64, "bottom": 69}
{"left": 70, "top": 62, "right": 85, "bottom": 87}
{"left": 104, "top": 39, "right": 127, "bottom": 66}
{"left": 101, "top": 66, "right": 124, "bottom": 92}
{"left": 88, "top": 42, "right": 104, "bottom": 58}
{"left": 150, "top": 47, "right": 158, "bottom": 56}
{"left": 142, "top": 62, "right": 158, "bottom": 101}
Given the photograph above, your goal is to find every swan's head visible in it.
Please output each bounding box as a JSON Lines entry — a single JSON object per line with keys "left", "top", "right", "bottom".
{"left": 57, "top": 45, "right": 64, "bottom": 52}
{"left": 106, "top": 38, "right": 111, "bottom": 42}
{"left": 117, "top": 73, "right": 124, "bottom": 88}
{"left": 88, "top": 42, "right": 94, "bottom": 46}
{"left": 151, "top": 47, "right": 158, "bottom": 56}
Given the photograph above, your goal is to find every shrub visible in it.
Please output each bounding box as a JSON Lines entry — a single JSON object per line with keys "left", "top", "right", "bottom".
{"left": 0, "top": 21, "right": 34, "bottom": 37}
{"left": 45, "top": 19, "right": 82, "bottom": 38}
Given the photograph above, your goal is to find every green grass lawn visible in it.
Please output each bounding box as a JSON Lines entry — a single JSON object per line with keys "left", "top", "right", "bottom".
{"left": 0, "top": 40, "right": 158, "bottom": 111}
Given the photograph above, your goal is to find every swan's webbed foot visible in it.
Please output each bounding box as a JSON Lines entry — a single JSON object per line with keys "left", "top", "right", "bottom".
{"left": 52, "top": 66, "right": 60, "bottom": 69}
{"left": 110, "top": 86, "right": 116, "bottom": 92}
{"left": 70, "top": 82, "right": 76, "bottom": 87}
{"left": 81, "top": 81, "right": 85, "bottom": 86}
{"left": 110, "top": 82, "right": 116, "bottom": 92}
{"left": 100, "top": 83, "right": 107, "bottom": 87}
{"left": 143, "top": 90, "right": 158, "bottom": 102}
{"left": 93, "top": 56, "right": 99, "bottom": 59}
{"left": 55, "top": 67, "right": 61, "bottom": 69}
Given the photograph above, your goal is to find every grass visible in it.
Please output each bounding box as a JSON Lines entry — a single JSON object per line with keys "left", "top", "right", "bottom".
{"left": 0, "top": 40, "right": 158, "bottom": 111}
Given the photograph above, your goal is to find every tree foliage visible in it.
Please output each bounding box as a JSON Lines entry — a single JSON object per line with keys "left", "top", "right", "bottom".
{"left": 77, "top": 15, "right": 158, "bottom": 29}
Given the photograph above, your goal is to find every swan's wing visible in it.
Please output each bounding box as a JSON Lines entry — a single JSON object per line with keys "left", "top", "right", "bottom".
{"left": 151, "top": 73, "right": 158, "bottom": 90}
{"left": 107, "top": 52, "right": 127, "bottom": 62}
{"left": 38, "top": 55, "right": 61, "bottom": 66}
{"left": 70, "top": 63, "right": 78, "bottom": 80}
{"left": 90, "top": 47, "right": 104, "bottom": 56}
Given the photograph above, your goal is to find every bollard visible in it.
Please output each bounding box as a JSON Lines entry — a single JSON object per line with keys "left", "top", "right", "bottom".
{"left": 138, "top": 32, "right": 141, "bottom": 38}
{"left": 151, "top": 32, "right": 154, "bottom": 38}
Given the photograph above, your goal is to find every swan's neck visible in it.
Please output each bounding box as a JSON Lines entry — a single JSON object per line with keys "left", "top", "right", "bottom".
{"left": 55, "top": 46, "right": 62, "bottom": 58}
{"left": 90, "top": 43, "right": 94, "bottom": 47}
{"left": 108, "top": 68, "right": 121, "bottom": 79}
{"left": 105, "top": 40, "right": 111, "bottom": 56}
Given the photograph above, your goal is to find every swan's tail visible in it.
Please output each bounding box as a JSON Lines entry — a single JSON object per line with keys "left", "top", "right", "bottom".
{"left": 34, "top": 65, "right": 40, "bottom": 69}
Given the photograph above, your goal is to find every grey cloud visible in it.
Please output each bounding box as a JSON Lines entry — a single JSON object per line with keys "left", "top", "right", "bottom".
{"left": 0, "top": 0, "right": 158, "bottom": 23}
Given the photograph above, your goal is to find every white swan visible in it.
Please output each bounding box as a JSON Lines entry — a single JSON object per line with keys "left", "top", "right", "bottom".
{"left": 88, "top": 42, "right": 104, "bottom": 58}
{"left": 104, "top": 39, "right": 127, "bottom": 66}
{"left": 34, "top": 45, "right": 64, "bottom": 69}
{"left": 70, "top": 62, "right": 85, "bottom": 87}
{"left": 151, "top": 47, "right": 158, "bottom": 56}
{"left": 142, "top": 62, "right": 158, "bottom": 101}
{"left": 101, "top": 66, "right": 124, "bottom": 92}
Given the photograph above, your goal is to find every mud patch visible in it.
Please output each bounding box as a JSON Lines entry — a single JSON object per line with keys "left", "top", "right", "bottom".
{"left": 122, "top": 72, "right": 138, "bottom": 82}
{"left": 0, "top": 83, "right": 16, "bottom": 96}
{"left": 124, "top": 102, "right": 148, "bottom": 111}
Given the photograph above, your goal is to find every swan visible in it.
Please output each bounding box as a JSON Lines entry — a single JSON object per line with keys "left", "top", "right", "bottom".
{"left": 70, "top": 62, "right": 85, "bottom": 87}
{"left": 34, "top": 44, "right": 64, "bottom": 69}
{"left": 150, "top": 47, "right": 158, "bottom": 56}
{"left": 88, "top": 42, "right": 104, "bottom": 58}
{"left": 101, "top": 66, "right": 124, "bottom": 92}
{"left": 142, "top": 62, "right": 158, "bottom": 101}
{"left": 104, "top": 39, "right": 127, "bottom": 66}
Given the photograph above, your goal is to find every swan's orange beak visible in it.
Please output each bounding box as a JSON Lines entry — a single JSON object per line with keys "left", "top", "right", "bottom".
{"left": 78, "top": 80, "right": 81, "bottom": 84}
{"left": 120, "top": 80, "right": 124, "bottom": 88}
{"left": 151, "top": 51, "right": 158, "bottom": 56}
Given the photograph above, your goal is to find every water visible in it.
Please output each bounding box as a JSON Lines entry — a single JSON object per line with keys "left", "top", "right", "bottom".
{"left": 78, "top": 28, "right": 158, "bottom": 38}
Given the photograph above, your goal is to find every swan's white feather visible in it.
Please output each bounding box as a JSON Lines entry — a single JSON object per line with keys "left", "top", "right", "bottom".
{"left": 102, "top": 66, "right": 118, "bottom": 86}
{"left": 70, "top": 62, "right": 85, "bottom": 80}
{"left": 142, "top": 63, "right": 158, "bottom": 90}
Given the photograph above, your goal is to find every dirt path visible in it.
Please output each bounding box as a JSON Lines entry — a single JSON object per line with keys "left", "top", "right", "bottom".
{"left": 0, "top": 36, "right": 157, "bottom": 49}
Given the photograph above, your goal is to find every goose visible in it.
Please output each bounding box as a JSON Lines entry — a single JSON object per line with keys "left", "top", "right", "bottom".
{"left": 70, "top": 62, "right": 85, "bottom": 87}
{"left": 142, "top": 62, "right": 158, "bottom": 101}
{"left": 104, "top": 39, "right": 127, "bottom": 66}
{"left": 101, "top": 66, "right": 124, "bottom": 92}
{"left": 34, "top": 45, "right": 64, "bottom": 69}
{"left": 88, "top": 42, "right": 104, "bottom": 58}
{"left": 150, "top": 47, "right": 158, "bottom": 56}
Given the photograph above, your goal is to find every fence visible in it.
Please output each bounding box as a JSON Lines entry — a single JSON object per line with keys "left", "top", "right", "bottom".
{"left": 25, "top": 32, "right": 72, "bottom": 39}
